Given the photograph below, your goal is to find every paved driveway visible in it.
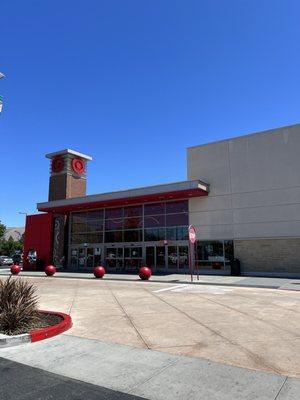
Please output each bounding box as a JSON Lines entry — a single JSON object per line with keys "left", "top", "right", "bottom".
{"left": 4, "top": 276, "right": 300, "bottom": 378}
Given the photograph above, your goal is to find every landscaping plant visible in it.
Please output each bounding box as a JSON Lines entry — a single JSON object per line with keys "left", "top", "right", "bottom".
{"left": 0, "top": 276, "right": 41, "bottom": 335}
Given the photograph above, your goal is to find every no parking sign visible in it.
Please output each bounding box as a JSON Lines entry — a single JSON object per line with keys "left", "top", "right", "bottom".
{"left": 188, "top": 225, "right": 197, "bottom": 281}
{"left": 188, "top": 226, "right": 196, "bottom": 244}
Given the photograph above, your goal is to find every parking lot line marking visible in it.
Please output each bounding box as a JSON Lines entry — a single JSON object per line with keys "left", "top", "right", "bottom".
{"left": 152, "top": 284, "right": 188, "bottom": 293}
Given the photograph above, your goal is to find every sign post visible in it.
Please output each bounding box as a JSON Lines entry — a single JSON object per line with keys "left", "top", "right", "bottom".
{"left": 188, "top": 225, "right": 197, "bottom": 282}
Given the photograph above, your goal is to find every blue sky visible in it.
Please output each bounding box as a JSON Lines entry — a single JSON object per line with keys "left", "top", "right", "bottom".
{"left": 1, "top": 0, "right": 299, "bottom": 227}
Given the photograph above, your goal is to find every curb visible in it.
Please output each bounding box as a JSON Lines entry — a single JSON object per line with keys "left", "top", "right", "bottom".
{"left": 0, "top": 271, "right": 299, "bottom": 291}
{"left": 0, "top": 310, "right": 72, "bottom": 348}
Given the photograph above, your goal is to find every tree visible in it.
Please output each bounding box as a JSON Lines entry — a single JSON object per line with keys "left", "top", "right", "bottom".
{"left": 0, "top": 220, "right": 6, "bottom": 240}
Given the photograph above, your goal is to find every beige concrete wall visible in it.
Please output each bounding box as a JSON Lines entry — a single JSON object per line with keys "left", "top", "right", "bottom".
{"left": 188, "top": 124, "right": 300, "bottom": 240}
{"left": 187, "top": 124, "right": 300, "bottom": 274}
{"left": 234, "top": 238, "right": 300, "bottom": 275}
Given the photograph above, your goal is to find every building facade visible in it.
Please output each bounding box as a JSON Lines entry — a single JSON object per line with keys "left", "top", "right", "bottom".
{"left": 24, "top": 124, "right": 300, "bottom": 277}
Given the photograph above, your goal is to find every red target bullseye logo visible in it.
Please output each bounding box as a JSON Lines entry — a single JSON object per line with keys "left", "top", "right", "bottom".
{"left": 51, "top": 157, "right": 64, "bottom": 173}
{"left": 72, "top": 158, "right": 85, "bottom": 175}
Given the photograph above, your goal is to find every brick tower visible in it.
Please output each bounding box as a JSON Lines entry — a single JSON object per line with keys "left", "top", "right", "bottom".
{"left": 46, "top": 149, "right": 92, "bottom": 201}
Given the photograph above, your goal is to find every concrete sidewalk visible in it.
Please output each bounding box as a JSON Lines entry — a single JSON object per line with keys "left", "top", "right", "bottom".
{"left": 0, "top": 269, "right": 299, "bottom": 290}
{"left": 0, "top": 334, "right": 299, "bottom": 400}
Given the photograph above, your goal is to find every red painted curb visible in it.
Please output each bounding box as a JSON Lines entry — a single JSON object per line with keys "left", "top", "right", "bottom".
{"left": 30, "top": 310, "right": 72, "bottom": 343}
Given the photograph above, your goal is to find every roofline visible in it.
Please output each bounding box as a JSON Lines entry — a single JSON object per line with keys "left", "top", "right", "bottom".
{"left": 45, "top": 149, "right": 92, "bottom": 161}
{"left": 37, "top": 179, "right": 209, "bottom": 211}
{"left": 187, "top": 123, "right": 300, "bottom": 150}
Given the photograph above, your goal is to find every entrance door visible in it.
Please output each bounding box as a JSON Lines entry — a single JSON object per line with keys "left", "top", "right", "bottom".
{"left": 167, "top": 246, "right": 178, "bottom": 272}
{"left": 146, "top": 246, "right": 155, "bottom": 270}
{"left": 86, "top": 247, "right": 94, "bottom": 269}
{"left": 167, "top": 245, "right": 189, "bottom": 272}
{"left": 145, "top": 245, "right": 166, "bottom": 272}
{"left": 70, "top": 246, "right": 103, "bottom": 270}
{"left": 124, "top": 246, "right": 142, "bottom": 272}
{"left": 105, "top": 247, "right": 124, "bottom": 271}
{"left": 178, "top": 245, "right": 189, "bottom": 271}
{"left": 78, "top": 248, "right": 86, "bottom": 270}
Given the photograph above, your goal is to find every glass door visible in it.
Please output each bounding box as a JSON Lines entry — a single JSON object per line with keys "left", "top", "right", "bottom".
{"left": 145, "top": 245, "right": 167, "bottom": 272}
{"left": 156, "top": 246, "right": 166, "bottom": 272}
{"left": 178, "top": 245, "right": 189, "bottom": 271}
{"left": 70, "top": 248, "right": 78, "bottom": 269}
{"left": 167, "top": 246, "right": 178, "bottom": 272}
{"left": 124, "top": 246, "right": 142, "bottom": 272}
{"left": 78, "top": 248, "right": 86, "bottom": 270}
{"left": 146, "top": 246, "right": 156, "bottom": 271}
{"left": 167, "top": 245, "right": 189, "bottom": 272}
{"left": 86, "top": 247, "right": 94, "bottom": 269}
{"left": 94, "top": 247, "right": 102, "bottom": 267}
{"left": 105, "top": 247, "right": 124, "bottom": 272}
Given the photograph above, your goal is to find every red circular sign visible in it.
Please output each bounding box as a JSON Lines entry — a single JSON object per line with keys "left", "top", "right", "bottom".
{"left": 51, "top": 157, "right": 64, "bottom": 173}
{"left": 72, "top": 158, "right": 85, "bottom": 175}
{"left": 188, "top": 226, "right": 197, "bottom": 244}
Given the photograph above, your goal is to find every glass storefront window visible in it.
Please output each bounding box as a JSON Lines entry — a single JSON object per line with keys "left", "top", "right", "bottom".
{"left": 124, "top": 230, "right": 142, "bottom": 242}
{"left": 166, "top": 227, "right": 188, "bottom": 240}
{"left": 105, "top": 218, "right": 123, "bottom": 230}
{"left": 166, "top": 200, "right": 188, "bottom": 214}
{"left": 144, "top": 228, "right": 165, "bottom": 241}
{"left": 124, "top": 205, "right": 142, "bottom": 217}
{"left": 72, "top": 222, "right": 86, "bottom": 233}
{"left": 177, "top": 227, "right": 188, "bottom": 240}
{"left": 144, "top": 215, "right": 165, "bottom": 228}
{"left": 72, "top": 213, "right": 86, "bottom": 224}
{"left": 194, "top": 241, "right": 234, "bottom": 271}
{"left": 124, "top": 217, "right": 142, "bottom": 229}
{"left": 166, "top": 227, "right": 176, "bottom": 240}
{"left": 86, "top": 210, "right": 104, "bottom": 220}
{"left": 196, "top": 241, "right": 224, "bottom": 262}
{"left": 144, "top": 202, "right": 165, "bottom": 215}
{"left": 87, "top": 220, "right": 103, "bottom": 232}
{"left": 105, "top": 208, "right": 123, "bottom": 219}
{"left": 87, "top": 233, "right": 103, "bottom": 243}
{"left": 224, "top": 241, "right": 234, "bottom": 262}
{"left": 105, "top": 231, "right": 123, "bottom": 243}
{"left": 71, "top": 234, "right": 87, "bottom": 244}
{"left": 166, "top": 213, "right": 188, "bottom": 226}
{"left": 70, "top": 200, "right": 189, "bottom": 246}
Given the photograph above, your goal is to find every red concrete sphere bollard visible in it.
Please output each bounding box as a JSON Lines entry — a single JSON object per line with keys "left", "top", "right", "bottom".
{"left": 45, "top": 265, "right": 56, "bottom": 276}
{"left": 11, "top": 264, "right": 21, "bottom": 275}
{"left": 139, "top": 266, "right": 152, "bottom": 280}
{"left": 93, "top": 266, "right": 106, "bottom": 279}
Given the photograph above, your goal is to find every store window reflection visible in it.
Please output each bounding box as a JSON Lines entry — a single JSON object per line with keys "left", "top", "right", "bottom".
{"left": 195, "top": 241, "right": 233, "bottom": 270}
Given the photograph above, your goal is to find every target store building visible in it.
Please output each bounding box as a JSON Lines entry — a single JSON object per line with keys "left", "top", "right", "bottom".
{"left": 24, "top": 124, "right": 300, "bottom": 277}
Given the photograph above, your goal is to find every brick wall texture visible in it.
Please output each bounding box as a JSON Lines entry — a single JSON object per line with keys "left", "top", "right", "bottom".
{"left": 49, "top": 174, "right": 86, "bottom": 201}
{"left": 234, "top": 238, "right": 300, "bottom": 273}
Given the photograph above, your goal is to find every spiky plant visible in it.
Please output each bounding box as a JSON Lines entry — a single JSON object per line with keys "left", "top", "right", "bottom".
{"left": 0, "top": 277, "right": 41, "bottom": 335}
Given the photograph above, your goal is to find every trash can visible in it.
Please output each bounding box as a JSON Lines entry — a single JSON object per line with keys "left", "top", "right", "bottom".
{"left": 231, "top": 258, "right": 241, "bottom": 276}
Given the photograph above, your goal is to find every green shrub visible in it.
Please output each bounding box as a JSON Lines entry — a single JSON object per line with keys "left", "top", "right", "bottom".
{"left": 0, "top": 277, "right": 40, "bottom": 335}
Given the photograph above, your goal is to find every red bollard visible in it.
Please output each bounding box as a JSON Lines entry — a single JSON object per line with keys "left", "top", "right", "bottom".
{"left": 11, "top": 264, "right": 21, "bottom": 275}
{"left": 139, "top": 266, "right": 152, "bottom": 280}
{"left": 45, "top": 265, "right": 56, "bottom": 276}
{"left": 93, "top": 266, "right": 106, "bottom": 278}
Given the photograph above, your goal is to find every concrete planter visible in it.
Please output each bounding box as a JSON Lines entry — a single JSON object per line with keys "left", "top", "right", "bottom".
{"left": 0, "top": 310, "right": 72, "bottom": 348}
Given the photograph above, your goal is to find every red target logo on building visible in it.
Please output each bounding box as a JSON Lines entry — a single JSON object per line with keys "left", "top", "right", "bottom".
{"left": 51, "top": 157, "right": 64, "bottom": 173}
{"left": 72, "top": 158, "right": 85, "bottom": 175}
